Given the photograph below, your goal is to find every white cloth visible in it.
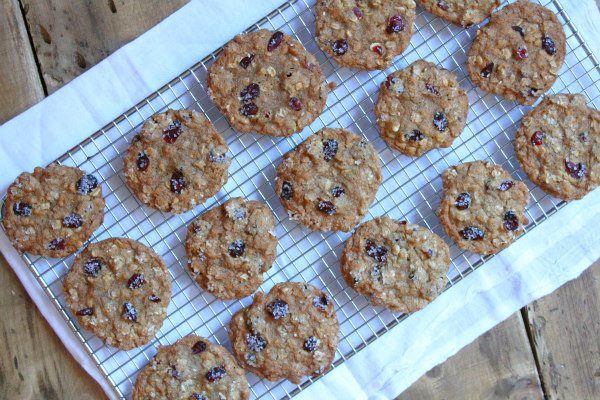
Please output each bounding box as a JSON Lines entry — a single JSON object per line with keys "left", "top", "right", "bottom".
{"left": 0, "top": 1, "right": 598, "bottom": 399}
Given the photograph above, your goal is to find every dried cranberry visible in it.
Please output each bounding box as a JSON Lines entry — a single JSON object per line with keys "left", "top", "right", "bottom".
{"left": 503, "top": 211, "right": 519, "bottom": 231}
{"left": 531, "top": 131, "right": 544, "bottom": 146}
{"left": 239, "top": 53, "right": 255, "bottom": 69}
{"left": 169, "top": 365, "right": 181, "bottom": 380}
{"left": 385, "top": 76, "right": 397, "bottom": 89}
{"left": 48, "top": 238, "right": 66, "bottom": 251}
{"left": 526, "top": 88, "right": 539, "bottom": 97}
{"left": 303, "top": 336, "right": 320, "bottom": 352}
{"left": 76, "top": 174, "right": 98, "bottom": 195}
{"left": 239, "top": 102, "right": 258, "bottom": 117}
{"left": 240, "top": 83, "right": 260, "bottom": 102}
{"left": 352, "top": 6, "right": 363, "bottom": 19}
{"left": 386, "top": 15, "right": 404, "bottom": 34}
{"left": 455, "top": 192, "right": 471, "bottom": 210}
{"left": 137, "top": 152, "right": 149, "bottom": 171}
{"left": 170, "top": 170, "right": 186, "bottom": 194}
{"left": 267, "top": 31, "right": 284, "bottom": 51}
{"left": 123, "top": 302, "right": 137, "bottom": 322}
{"left": 497, "top": 180, "right": 514, "bottom": 192}
{"left": 515, "top": 46, "right": 528, "bottom": 59}
{"left": 83, "top": 258, "right": 102, "bottom": 277}
{"left": 192, "top": 340, "right": 207, "bottom": 354}
{"left": 13, "top": 202, "right": 32, "bottom": 216}
{"left": 481, "top": 62, "right": 494, "bottom": 78}
{"left": 425, "top": 83, "right": 439, "bottom": 95}
{"left": 280, "top": 181, "right": 293, "bottom": 200}
{"left": 62, "top": 213, "right": 83, "bottom": 228}
{"left": 289, "top": 97, "right": 302, "bottom": 111}
{"left": 317, "top": 200, "right": 336, "bottom": 215}
{"left": 148, "top": 294, "right": 161, "bottom": 302}
{"left": 433, "top": 111, "right": 448, "bottom": 132}
{"left": 312, "top": 295, "right": 329, "bottom": 311}
{"left": 437, "top": 0, "right": 449, "bottom": 11}
{"left": 579, "top": 132, "right": 589, "bottom": 143}
{"left": 365, "top": 239, "right": 388, "bottom": 263}
{"left": 331, "top": 186, "right": 345, "bottom": 197}
{"left": 512, "top": 26, "right": 525, "bottom": 37}
{"left": 127, "top": 273, "right": 145, "bottom": 289}
{"left": 209, "top": 149, "right": 228, "bottom": 163}
{"left": 564, "top": 160, "right": 587, "bottom": 179}
{"left": 267, "top": 299, "right": 289, "bottom": 319}
{"left": 162, "top": 120, "right": 182, "bottom": 143}
{"left": 76, "top": 307, "right": 93, "bottom": 316}
{"left": 228, "top": 239, "right": 245, "bottom": 258}
{"left": 206, "top": 366, "right": 227, "bottom": 382}
{"left": 372, "top": 44, "right": 384, "bottom": 56}
{"left": 542, "top": 35, "right": 557, "bottom": 55}
{"left": 323, "top": 139, "right": 338, "bottom": 161}
{"left": 246, "top": 332, "right": 267, "bottom": 352}
{"left": 407, "top": 129, "right": 424, "bottom": 141}
{"left": 331, "top": 39, "right": 348, "bottom": 56}
{"left": 459, "top": 226, "right": 484, "bottom": 241}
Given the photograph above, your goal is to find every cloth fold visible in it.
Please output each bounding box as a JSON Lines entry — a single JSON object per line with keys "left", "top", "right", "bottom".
{"left": 0, "top": 1, "right": 598, "bottom": 399}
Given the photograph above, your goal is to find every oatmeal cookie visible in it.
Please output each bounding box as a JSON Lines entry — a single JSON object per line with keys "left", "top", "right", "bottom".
{"left": 123, "top": 109, "right": 230, "bottom": 214}
{"left": 207, "top": 29, "right": 331, "bottom": 136}
{"left": 185, "top": 197, "right": 277, "bottom": 300}
{"left": 275, "top": 128, "right": 382, "bottom": 232}
{"left": 229, "top": 282, "right": 339, "bottom": 384}
{"left": 316, "top": 0, "right": 416, "bottom": 70}
{"left": 133, "top": 335, "right": 249, "bottom": 400}
{"left": 2, "top": 164, "right": 104, "bottom": 258}
{"left": 438, "top": 160, "right": 530, "bottom": 255}
{"left": 467, "top": 0, "right": 566, "bottom": 105}
{"left": 417, "top": 0, "right": 500, "bottom": 27}
{"left": 63, "top": 238, "right": 171, "bottom": 350}
{"left": 514, "top": 93, "right": 599, "bottom": 200}
{"left": 375, "top": 60, "right": 469, "bottom": 156}
{"left": 341, "top": 216, "right": 450, "bottom": 312}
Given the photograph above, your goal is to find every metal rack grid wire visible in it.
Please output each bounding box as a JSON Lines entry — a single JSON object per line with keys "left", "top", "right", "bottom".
{"left": 2, "top": 0, "right": 599, "bottom": 398}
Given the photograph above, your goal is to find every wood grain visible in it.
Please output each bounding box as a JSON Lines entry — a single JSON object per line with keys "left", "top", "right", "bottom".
{"left": 21, "top": 0, "right": 188, "bottom": 93}
{"left": 525, "top": 260, "right": 600, "bottom": 399}
{"left": 398, "top": 313, "right": 543, "bottom": 400}
{"left": 0, "top": 1, "right": 105, "bottom": 398}
{"left": 0, "top": 0, "right": 44, "bottom": 123}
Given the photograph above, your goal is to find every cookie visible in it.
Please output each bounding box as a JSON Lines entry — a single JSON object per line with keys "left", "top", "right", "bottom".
{"left": 207, "top": 29, "right": 331, "bottom": 137}
{"left": 514, "top": 93, "right": 599, "bottom": 201}
{"left": 316, "top": 0, "right": 416, "bottom": 70}
{"left": 133, "top": 335, "right": 249, "bottom": 400}
{"left": 437, "top": 160, "right": 530, "bottom": 255}
{"left": 123, "top": 109, "right": 230, "bottom": 214}
{"left": 375, "top": 60, "right": 469, "bottom": 157}
{"left": 229, "top": 282, "right": 339, "bottom": 384}
{"left": 341, "top": 216, "right": 450, "bottom": 312}
{"left": 185, "top": 197, "right": 277, "bottom": 300}
{"left": 417, "top": 0, "right": 499, "bottom": 27}
{"left": 275, "top": 128, "right": 382, "bottom": 232}
{"left": 467, "top": 0, "right": 566, "bottom": 105}
{"left": 2, "top": 165, "right": 104, "bottom": 258}
{"left": 63, "top": 238, "right": 171, "bottom": 350}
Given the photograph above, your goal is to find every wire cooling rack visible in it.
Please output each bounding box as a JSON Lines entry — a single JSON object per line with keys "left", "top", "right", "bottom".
{"left": 3, "top": 0, "right": 599, "bottom": 398}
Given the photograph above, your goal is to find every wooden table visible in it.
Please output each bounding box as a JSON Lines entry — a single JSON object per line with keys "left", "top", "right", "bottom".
{"left": 1, "top": 1, "right": 598, "bottom": 398}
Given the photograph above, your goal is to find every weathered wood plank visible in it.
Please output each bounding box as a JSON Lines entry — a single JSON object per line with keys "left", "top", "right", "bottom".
{"left": 0, "top": 0, "right": 44, "bottom": 123}
{"left": 525, "top": 259, "right": 600, "bottom": 399}
{"left": 398, "top": 313, "right": 543, "bottom": 399}
{"left": 0, "top": 1, "right": 109, "bottom": 398}
{"left": 21, "top": 0, "right": 188, "bottom": 93}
